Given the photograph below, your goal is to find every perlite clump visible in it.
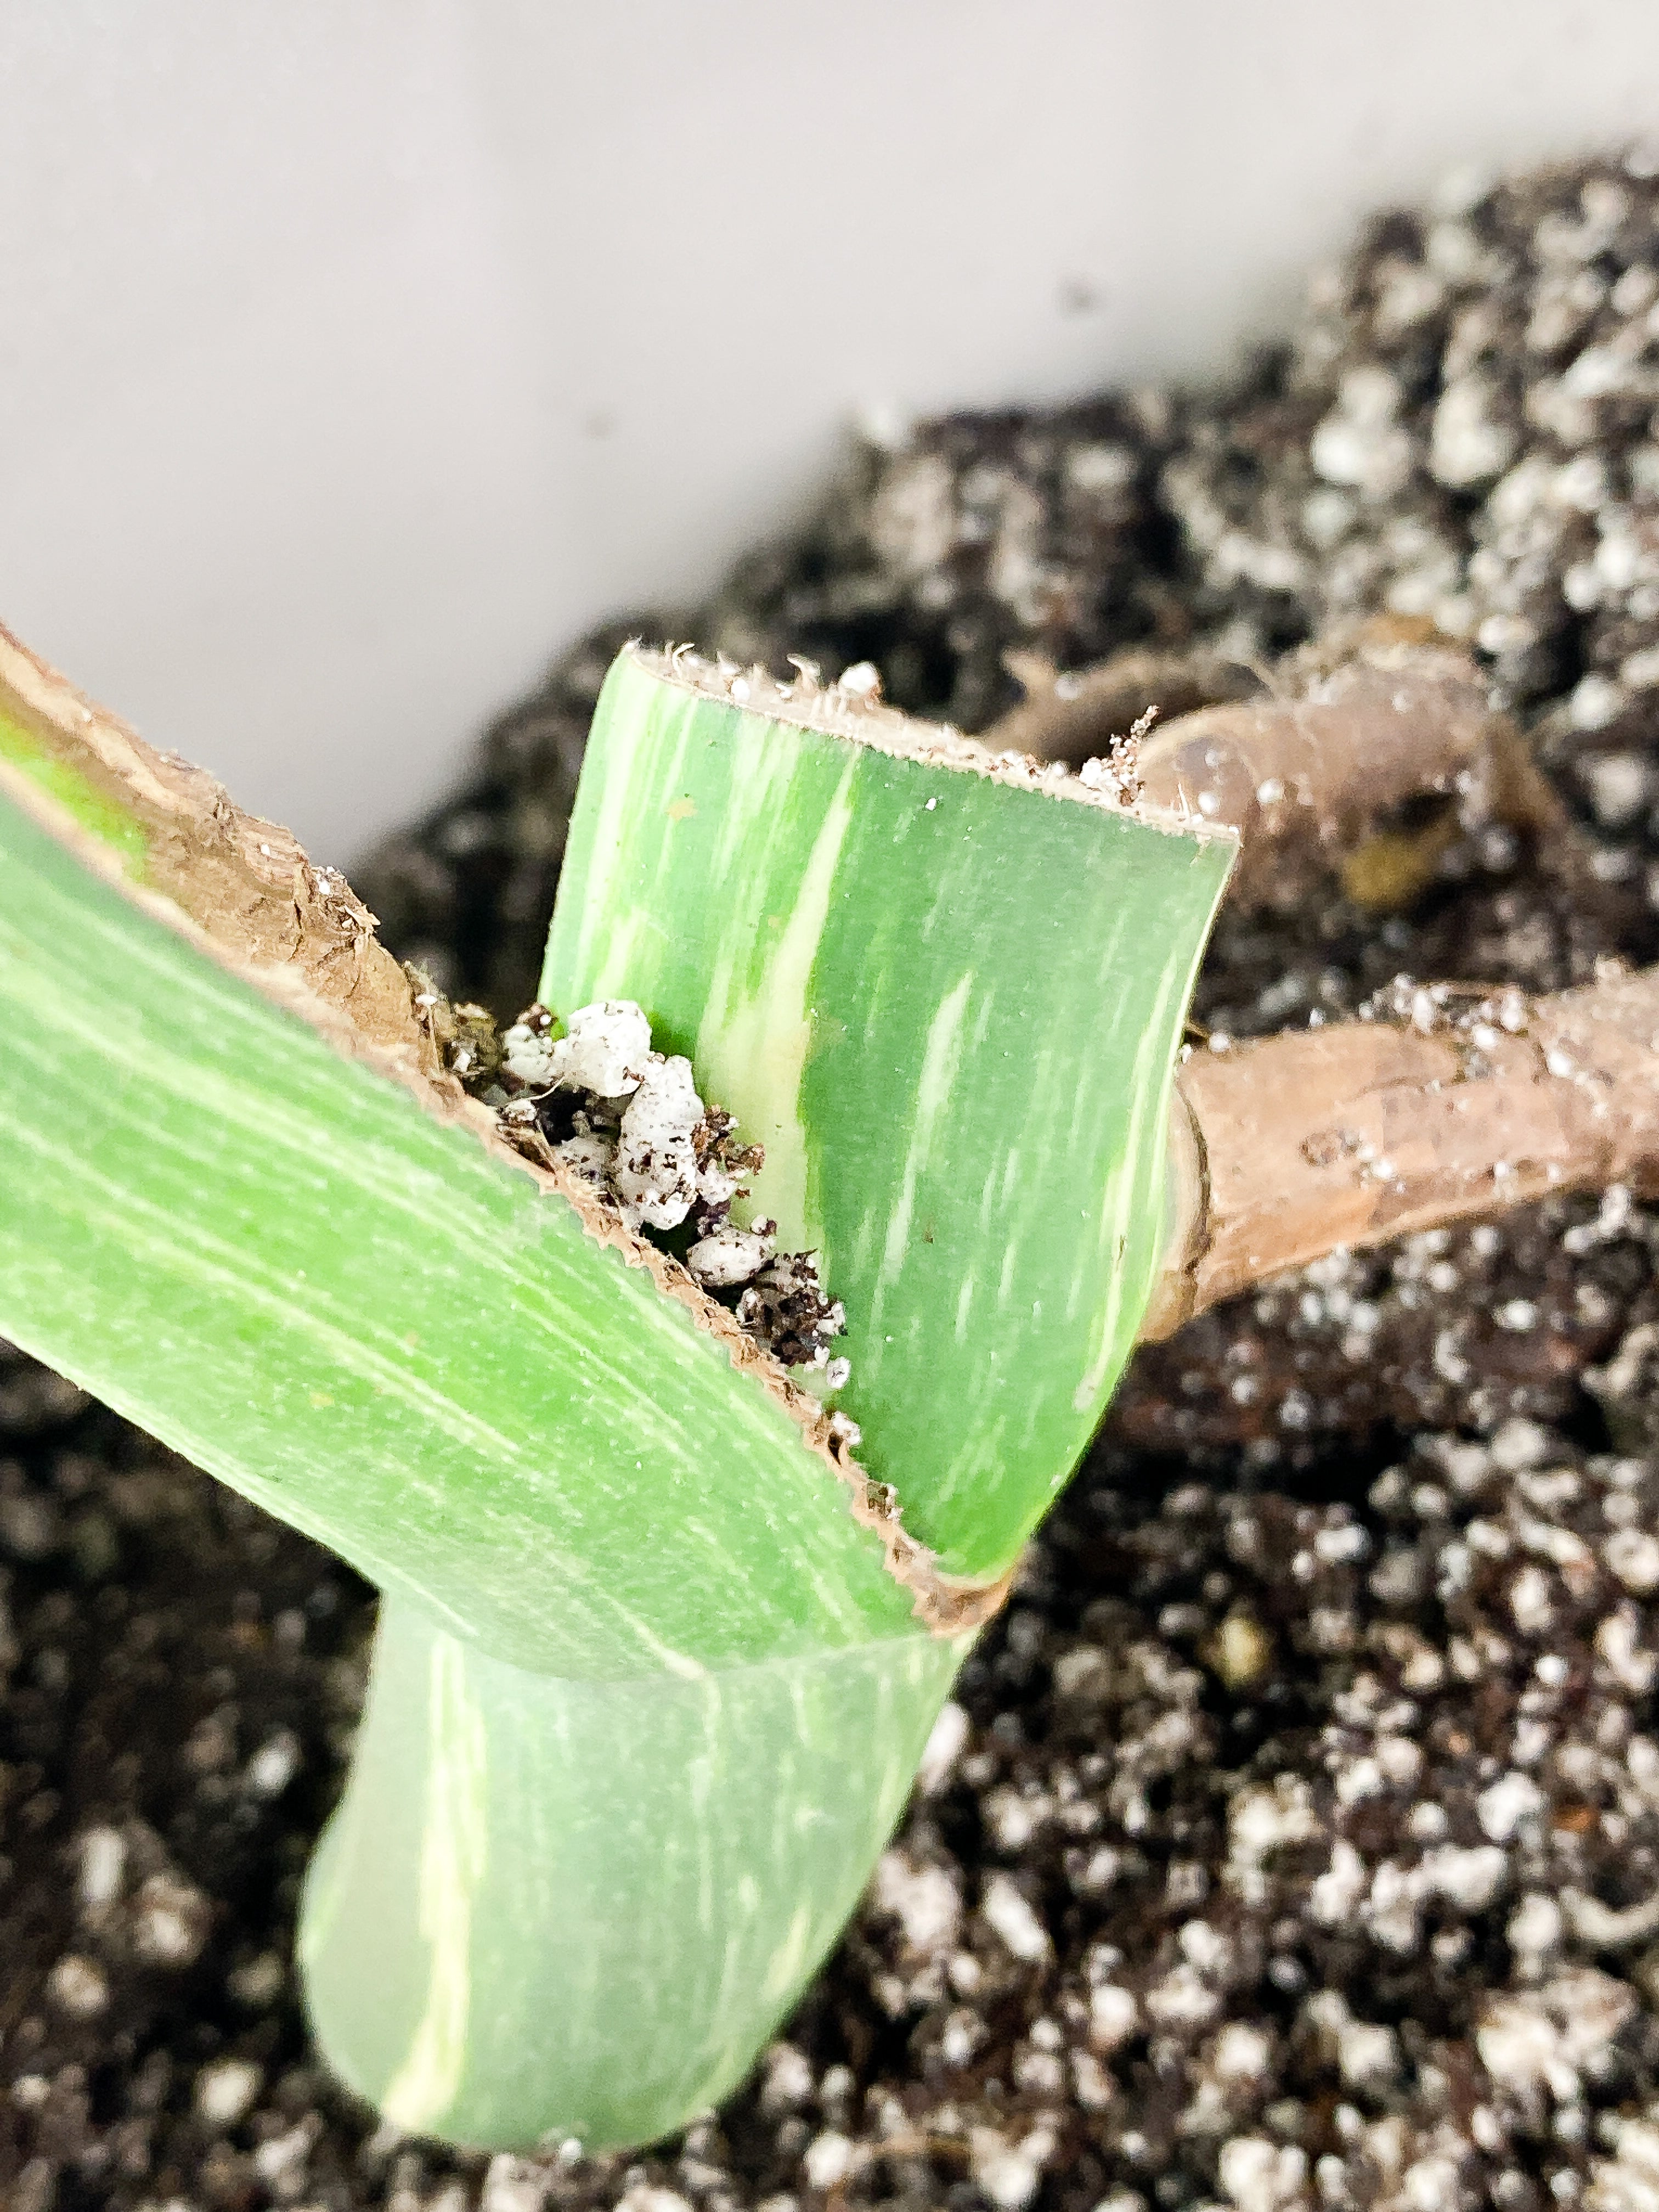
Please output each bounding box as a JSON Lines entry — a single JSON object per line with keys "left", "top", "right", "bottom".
{"left": 451, "top": 994, "right": 851, "bottom": 1390}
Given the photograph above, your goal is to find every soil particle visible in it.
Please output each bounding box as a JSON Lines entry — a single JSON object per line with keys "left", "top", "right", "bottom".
{"left": 451, "top": 995, "right": 848, "bottom": 1379}
{"left": 736, "top": 1255, "right": 849, "bottom": 1381}
{"left": 15, "top": 149, "right": 1659, "bottom": 2208}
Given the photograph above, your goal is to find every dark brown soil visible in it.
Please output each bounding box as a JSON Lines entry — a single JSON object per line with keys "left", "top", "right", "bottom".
{"left": 11, "top": 151, "right": 1659, "bottom": 2211}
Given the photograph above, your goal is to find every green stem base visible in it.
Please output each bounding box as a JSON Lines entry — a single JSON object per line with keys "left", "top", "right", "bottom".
{"left": 299, "top": 1600, "right": 967, "bottom": 2152}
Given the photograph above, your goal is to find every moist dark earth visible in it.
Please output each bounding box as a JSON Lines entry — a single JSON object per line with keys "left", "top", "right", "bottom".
{"left": 15, "top": 153, "right": 1659, "bottom": 2211}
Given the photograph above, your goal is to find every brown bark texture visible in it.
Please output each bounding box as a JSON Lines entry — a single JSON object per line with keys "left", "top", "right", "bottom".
{"left": 1146, "top": 967, "right": 1659, "bottom": 1338}
{"left": 990, "top": 644, "right": 1259, "bottom": 764}
{"left": 992, "top": 621, "right": 1582, "bottom": 916}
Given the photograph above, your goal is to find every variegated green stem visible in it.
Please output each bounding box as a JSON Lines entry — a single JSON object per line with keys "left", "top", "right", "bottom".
{"left": 543, "top": 648, "right": 1237, "bottom": 1578}
{"left": 312, "top": 652, "right": 1232, "bottom": 2148}
{"left": 302, "top": 1598, "right": 967, "bottom": 2151}
{"left": 0, "top": 650, "right": 968, "bottom": 2146}
{"left": 294, "top": 657, "right": 1231, "bottom": 2149}
{"left": 0, "top": 629, "right": 1231, "bottom": 2153}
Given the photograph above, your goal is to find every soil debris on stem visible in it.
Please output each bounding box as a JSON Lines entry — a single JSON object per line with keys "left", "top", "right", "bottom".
{"left": 441, "top": 990, "right": 850, "bottom": 1383}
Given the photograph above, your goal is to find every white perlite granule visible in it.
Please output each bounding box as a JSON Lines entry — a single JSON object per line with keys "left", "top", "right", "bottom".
{"left": 685, "top": 1222, "right": 775, "bottom": 1289}
{"left": 979, "top": 1872, "right": 1052, "bottom": 1962}
{"left": 873, "top": 1850, "right": 962, "bottom": 1954}
{"left": 195, "top": 2058, "right": 263, "bottom": 2128}
{"left": 45, "top": 1954, "right": 109, "bottom": 2019}
{"left": 546, "top": 999, "right": 652, "bottom": 1097}
{"left": 613, "top": 1055, "right": 704, "bottom": 1231}
{"left": 76, "top": 1824, "right": 125, "bottom": 1912}
{"left": 476, "top": 997, "right": 850, "bottom": 1378}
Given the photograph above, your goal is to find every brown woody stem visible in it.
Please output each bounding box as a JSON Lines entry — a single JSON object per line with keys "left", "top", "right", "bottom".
{"left": 994, "top": 622, "right": 1584, "bottom": 916}
{"left": 991, "top": 644, "right": 1258, "bottom": 763}
{"left": 1143, "top": 966, "right": 1659, "bottom": 1338}
{"left": 1136, "top": 634, "right": 1572, "bottom": 913}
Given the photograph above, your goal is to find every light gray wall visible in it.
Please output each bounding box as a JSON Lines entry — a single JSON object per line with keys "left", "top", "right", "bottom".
{"left": 5, "top": 2, "right": 1659, "bottom": 861}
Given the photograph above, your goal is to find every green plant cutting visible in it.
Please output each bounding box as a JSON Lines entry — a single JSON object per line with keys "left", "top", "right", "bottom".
{"left": 0, "top": 627, "right": 1235, "bottom": 2151}
{"left": 13, "top": 617, "right": 1659, "bottom": 2154}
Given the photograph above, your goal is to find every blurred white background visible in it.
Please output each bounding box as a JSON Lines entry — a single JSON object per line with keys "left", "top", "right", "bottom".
{"left": 4, "top": 1, "right": 1659, "bottom": 861}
